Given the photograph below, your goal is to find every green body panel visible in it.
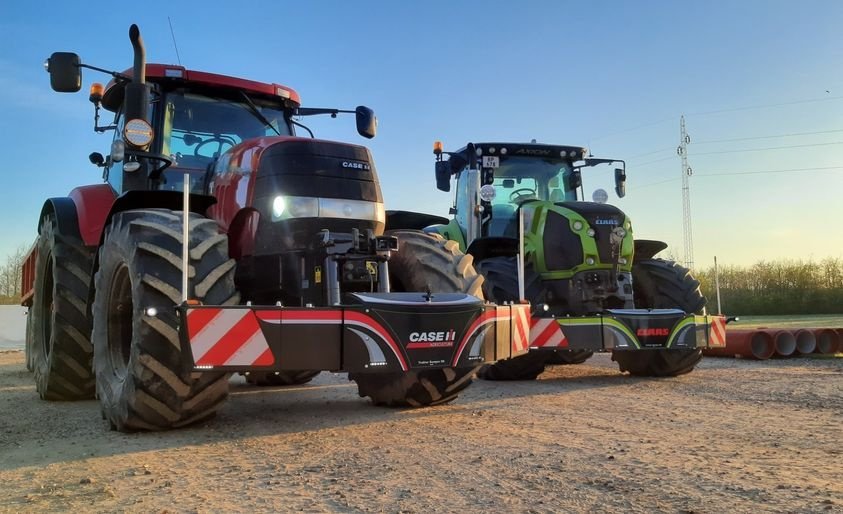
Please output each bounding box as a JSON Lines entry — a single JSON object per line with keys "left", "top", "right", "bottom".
{"left": 426, "top": 219, "right": 467, "bottom": 251}
{"left": 520, "top": 201, "right": 635, "bottom": 280}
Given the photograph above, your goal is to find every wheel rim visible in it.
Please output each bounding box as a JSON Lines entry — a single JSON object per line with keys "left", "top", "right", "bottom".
{"left": 39, "top": 251, "right": 54, "bottom": 359}
{"left": 106, "top": 263, "right": 134, "bottom": 380}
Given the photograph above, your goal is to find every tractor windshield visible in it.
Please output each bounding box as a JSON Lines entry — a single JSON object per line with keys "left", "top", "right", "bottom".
{"left": 485, "top": 156, "right": 575, "bottom": 236}
{"left": 158, "top": 91, "right": 293, "bottom": 192}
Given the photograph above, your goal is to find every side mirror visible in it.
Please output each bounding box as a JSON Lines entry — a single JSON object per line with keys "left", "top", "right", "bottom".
{"left": 566, "top": 169, "right": 582, "bottom": 191}
{"left": 355, "top": 106, "right": 377, "bottom": 139}
{"left": 45, "top": 52, "right": 82, "bottom": 92}
{"left": 435, "top": 161, "right": 451, "bottom": 192}
{"left": 614, "top": 167, "right": 626, "bottom": 198}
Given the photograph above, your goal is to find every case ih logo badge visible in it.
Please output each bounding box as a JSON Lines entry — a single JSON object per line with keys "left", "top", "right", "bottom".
{"left": 342, "top": 161, "right": 370, "bottom": 170}
{"left": 407, "top": 330, "right": 457, "bottom": 349}
{"left": 637, "top": 328, "right": 670, "bottom": 337}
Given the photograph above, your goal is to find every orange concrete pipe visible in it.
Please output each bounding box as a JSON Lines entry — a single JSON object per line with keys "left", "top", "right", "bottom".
{"left": 792, "top": 329, "right": 816, "bottom": 355}
{"left": 702, "top": 329, "right": 774, "bottom": 360}
{"left": 759, "top": 329, "right": 796, "bottom": 358}
{"left": 813, "top": 328, "right": 840, "bottom": 355}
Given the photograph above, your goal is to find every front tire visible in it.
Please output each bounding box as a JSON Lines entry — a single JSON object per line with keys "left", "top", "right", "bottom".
{"left": 245, "top": 370, "right": 320, "bottom": 386}
{"left": 612, "top": 259, "right": 706, "bottom": 377}
{"left": 350, "top": 230, "right": 483, "bottom": 407}
{"left": 475, "top": 256, "right": 563, "bottom": 380}
{"left": 93, "top": 209, "right": 237, "bottom": 431}
{"left": 30, "top": 215, "right": 95, "bottom": 399}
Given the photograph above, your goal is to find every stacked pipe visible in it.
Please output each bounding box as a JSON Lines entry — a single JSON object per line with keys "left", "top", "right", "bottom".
{"left": 702, "top": 327, "right": 842, "bottom": 360}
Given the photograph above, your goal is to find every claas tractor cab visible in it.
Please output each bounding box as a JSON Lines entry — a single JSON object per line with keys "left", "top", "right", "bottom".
{"left": 428, "top": 141, "right": 727, "bottom": 380}
{"left": 19, "top": 26, "right": 529, "bottom": 432}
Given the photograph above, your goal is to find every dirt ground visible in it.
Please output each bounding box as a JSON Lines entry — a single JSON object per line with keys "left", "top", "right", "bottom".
{"left": 1, "top": 350, "right": 841, "bottom": 513}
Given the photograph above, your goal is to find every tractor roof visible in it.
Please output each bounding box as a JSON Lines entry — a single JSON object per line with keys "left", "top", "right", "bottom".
{"left": 454, "top": 142, "right": 589, "bottom": 161}
{"left": 102, "top": 63, "right": 301, "bottom": 112}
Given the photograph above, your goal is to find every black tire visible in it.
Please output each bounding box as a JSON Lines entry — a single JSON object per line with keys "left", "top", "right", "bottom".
{"left": 93, "top": 209, "right": 237, "bottom": 431}
{"left": 545, "top": 349, "right": 594, "bottom": 365}
{"left": 612, "top": 259, "right": 706, "bottom": 377}
{"left": 350, "top": 230, "right": 483, "bottom": 407}
{"left": 25, "top": 307, "right": 34, "bottom": 372}
{"left": 245, "top": 370, "right": 320, "bottom": 386}
{"left": 30, "top": 215, "right": 95, "bottom": 399}
{"left": 475, "top": 256, "right": 577, "bottom": 380}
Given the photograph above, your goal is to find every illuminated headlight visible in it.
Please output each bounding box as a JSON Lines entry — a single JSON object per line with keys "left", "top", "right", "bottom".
{"left": 586, "top": 257, "right": 596, "bottom": 265}
{"left": 488, "top": 147, "right": 496, "bottom": 154}
{"left": 614, "top": 227, "right": 627, "bottom": 238}
{"left": 500, "top": 147, "right": 507, "bottom": 155}
{"left": 572, "top": 220, "right": 584, "bottom": 231}
{"left": 476, "top": 147, "right": 483, "bottom": 156}
{"left": 124, "top": 118, "right": 154, "bottom": 147}
{"left": 619, "top": 258, "right": 628, "bottom": 265}
{"left": 586, "top": 228, "right": 596, "bottom": 237}
{"left": 271, "top": 195, "right": 385, "bottom": 223}
{"left": 272, "top": 196, "right": 287, "bottom": 218}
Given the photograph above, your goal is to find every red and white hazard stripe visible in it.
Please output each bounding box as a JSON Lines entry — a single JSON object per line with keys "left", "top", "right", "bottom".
{"left": 511, "top": 304, "right": 531, "bottom": 353}
{"left": 186, "top": 308, "right": 274, "bottom": 367}
{"left": 709, "top": 316, "right": 727, "bottom": 347}
{"left": 529, "top": 318, "right": 569, "bottom": 348}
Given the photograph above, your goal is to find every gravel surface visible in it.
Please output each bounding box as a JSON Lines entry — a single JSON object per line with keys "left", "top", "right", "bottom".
{"left": 1, "top": 350, "right": 841, "bottom": 513}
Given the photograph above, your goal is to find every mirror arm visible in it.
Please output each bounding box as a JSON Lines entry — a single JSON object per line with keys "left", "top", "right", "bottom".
{"left": 92, "top": 103, "right": 117, "bottom": 133}
{"left": 78, "top": 62, "right": 131, "bottom": 82}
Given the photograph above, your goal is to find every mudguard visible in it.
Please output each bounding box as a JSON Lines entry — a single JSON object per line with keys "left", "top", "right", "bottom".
{"left": 179, "top": 292, "right": 531, "bottom": 373}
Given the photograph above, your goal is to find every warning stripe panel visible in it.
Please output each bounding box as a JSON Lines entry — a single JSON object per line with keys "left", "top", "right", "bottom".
{"left": 186, "top": 308, "right": 272, "bottom": 367}
{"left": 710, "top": 316, "right": 727, "bottom": 347}
{"left": 530, "top": 318, "right": 568, "bottom": 348}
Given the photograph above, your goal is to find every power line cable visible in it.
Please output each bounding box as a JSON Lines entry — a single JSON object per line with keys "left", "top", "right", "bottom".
{"left": 695, "top": 128, "right": 843, "bottom": 145}
{"left": 692, "top": 140, "right": 843, "bottom": 156}
{"left": 685, "top": 95, "right": 843, "bottom": 117}
{"left": 632, "top": 165, "right": 843, "bottom": 189}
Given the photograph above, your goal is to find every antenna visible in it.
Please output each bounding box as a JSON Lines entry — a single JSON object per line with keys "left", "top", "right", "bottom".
{"left": 168, "top": 17, "right": 183, "bottom": 66}
{"left": 677, "top": 115, "right": 694, "bottom": 269}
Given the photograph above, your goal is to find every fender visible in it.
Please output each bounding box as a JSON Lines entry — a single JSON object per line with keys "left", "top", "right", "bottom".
{"left": 633, "top": 239, "right": 668, "bottom": 262}
{"left": 86, "top": 189, "right": 219, "bottom": 317}
{"left": 466, "top": 237, "right": 518, "bottom": 263}
{"left": 385, "top": 210, "right": 448, "bottom": 231}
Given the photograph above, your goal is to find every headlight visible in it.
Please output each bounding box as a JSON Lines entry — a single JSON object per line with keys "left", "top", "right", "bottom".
{"left": 572, "top": 220, "right": 584, "bottom": 231}
{"left": 271, "top": 195, "right": 384, "bottom": 223}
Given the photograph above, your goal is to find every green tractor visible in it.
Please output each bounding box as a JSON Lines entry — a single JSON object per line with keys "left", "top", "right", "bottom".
{"left": 427, "top": 141, "right": 725, "bottom": 380}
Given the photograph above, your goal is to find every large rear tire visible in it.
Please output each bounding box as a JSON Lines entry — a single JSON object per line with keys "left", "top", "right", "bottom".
{"left": 245, "top": 370, "right": 320, "bottom": 386}
{"left": 350, "top": 230, "right": 483, "bottom": 407}
{"left": 612, "top": 259, "right": 706, "bottom": 377}
{"left": 93, "top": 209, "right": 237, "bottom": 431}
{"left": 30, "top": 215, "right": 95, "bottom": 399}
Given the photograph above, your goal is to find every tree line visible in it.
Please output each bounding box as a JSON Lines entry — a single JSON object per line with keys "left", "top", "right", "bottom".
{"left": 694, "top": 258, "right": 843, "bottom": 315}
{"left": 2, "top": 244, "right": 841, "bottom": 314}
{"left": 0, "top": 245, "right": 28, "bottom": 305}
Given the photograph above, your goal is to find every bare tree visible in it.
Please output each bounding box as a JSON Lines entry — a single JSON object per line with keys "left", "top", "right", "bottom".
{"left": 0, "top": 245, "right": 29, "bottom": 305}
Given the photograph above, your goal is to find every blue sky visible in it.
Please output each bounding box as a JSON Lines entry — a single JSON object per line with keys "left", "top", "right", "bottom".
{"left": 1, "top": 1, "right": 842, "bottom": 267}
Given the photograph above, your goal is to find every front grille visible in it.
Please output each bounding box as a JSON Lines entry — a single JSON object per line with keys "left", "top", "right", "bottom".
{"left": 543, "top": 211, "right": 583, "bottom": 271}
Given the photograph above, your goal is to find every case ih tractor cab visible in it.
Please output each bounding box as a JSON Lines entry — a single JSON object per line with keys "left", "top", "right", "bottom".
{"left": 19, "top": 25, "right": 530, "bottom": 431}
{"left": 429, "top": 141, "right": 726, "bottom": 380}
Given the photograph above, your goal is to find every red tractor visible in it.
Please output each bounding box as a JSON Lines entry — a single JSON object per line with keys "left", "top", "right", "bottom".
{"left": 20, "top": 25, "right": 529, "bottom": 431}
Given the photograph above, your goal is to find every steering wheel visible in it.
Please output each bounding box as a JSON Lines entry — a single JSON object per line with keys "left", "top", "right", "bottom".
{"left": 508, "top": 187, "right": 537, "bottom": 204}
{"left": 194, "top": 136, "right": 236, "bottom": 158}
